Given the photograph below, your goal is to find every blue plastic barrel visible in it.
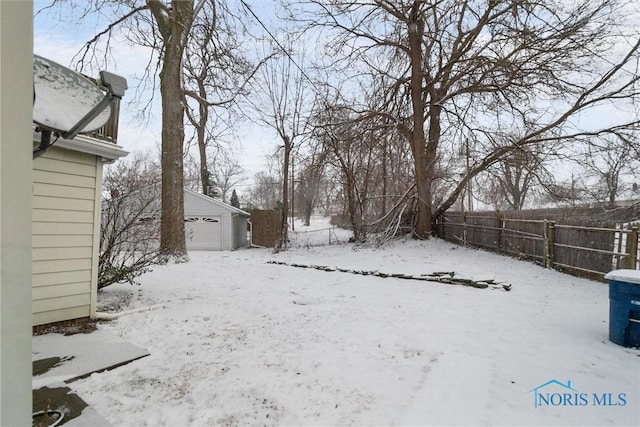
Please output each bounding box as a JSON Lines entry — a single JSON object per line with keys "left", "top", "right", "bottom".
{"left": 604, "top": 269, "right": 640, "bottom": 348}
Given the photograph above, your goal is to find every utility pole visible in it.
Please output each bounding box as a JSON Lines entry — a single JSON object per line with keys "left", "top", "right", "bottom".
{"left": 466, "top": 138, "right": 473, "bottom": 212}
{"left": 291, "top": 153, "right": 295, "bottom": 231}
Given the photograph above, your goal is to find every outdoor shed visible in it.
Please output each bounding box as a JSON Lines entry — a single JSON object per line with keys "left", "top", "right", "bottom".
{"left": 183, "top": 188, "right": 250, "bottom": 251}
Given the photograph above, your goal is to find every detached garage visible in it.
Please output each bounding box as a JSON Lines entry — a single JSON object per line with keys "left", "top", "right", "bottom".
{"left": 183, "top": 188, "right": 249, "bottom": 251}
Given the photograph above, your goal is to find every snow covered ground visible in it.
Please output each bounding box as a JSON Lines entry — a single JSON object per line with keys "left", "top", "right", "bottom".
{"left": 73, "top": 219, "right": 639, "bottom": 426}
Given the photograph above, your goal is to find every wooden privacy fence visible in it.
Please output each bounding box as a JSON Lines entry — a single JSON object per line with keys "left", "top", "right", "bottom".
{"left": 436, "top": 211, "right": 639, "bottom": 281}
{"left": 250, "top": 209, "right": 282, "bottom": 248}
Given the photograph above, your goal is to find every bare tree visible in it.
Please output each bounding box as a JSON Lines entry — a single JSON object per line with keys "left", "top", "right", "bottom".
{"left": 301, "top": 0, "right": 640, "bottom": 237}
{"left": 183, "top": 153, "right": 204, "bottom": 192}
{"left": 143, "top": 1, "right": 203, "bottom": 258}
{"left": 247, "top": 45, "right": 312, "bottom": 246}
{"left": 543, "top": 175, "right": 588, "bottom": 207}
{"left": 295, "top": 144, "right": 329, "bottom": 226}
{"left": 100, "top": 153, "right": 164, "bottom": 289}
{"left": 310, "top": 77, "right": 423, "bottom": 237}
{"left": 182, "top": 1, "right": 261, "bottom": 198}
{"left": 479, "top": 138, "right": 554, "bottom": 210}
{"left": 182, "top": 136, "right": 245, "bottom": 201}
{"left": 44, "top": 0, "right": 242, "bottom": 259}
{"left": 207, "top": 142, "right": 246, "bottom": 202}
{"left": 576, "top": 134, "right": 637, "bottom": 207}
{"left": 248, "top": 170, "right": 282, "bottom": 210}
{"left": 313, "top": 101, "right": 387, "bottom": 241}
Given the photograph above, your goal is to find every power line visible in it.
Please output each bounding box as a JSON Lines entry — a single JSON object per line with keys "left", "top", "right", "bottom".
{"left": 239, "top": 0, "right": 319, "bottom": 91}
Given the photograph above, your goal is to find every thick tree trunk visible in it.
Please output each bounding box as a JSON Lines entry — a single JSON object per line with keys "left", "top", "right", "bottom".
{"left": 423, "top": 104, "right": 441, "bottom": 232}
{"left": 196, "top": 84, "right": 210, "bottom": 196}
{"left": 381, "top": 136, "right": 387, "bottom": 218}
{"left": 160, "top": 48, "right": 187, "bottom": 256}
{"left": 198, "top": 136, "right": 210, "bottom": 195}
{"left": 303, "top": 199, "right": 313, "bottom": 226}
{"left": 407, "top": 8, "right": 432, "bottom": 239}
{"left": 345, "top": 171, "right": 363, "bottom": 241}
{"left": 280, "top": 136, "right": 291, "bottom": 247}
{"left": 153, "top": 1, "right": 193, "bottom": 257}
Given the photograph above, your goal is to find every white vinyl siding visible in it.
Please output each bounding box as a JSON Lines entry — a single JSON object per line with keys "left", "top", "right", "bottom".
{"left": 32, "top": 270, "right": 92, "bottom": 287}
{"left": 232, "top": 215, "right": 249, "bottom": 250}
{"left": 32, "top": 146, "right": 99, "bottom": 326}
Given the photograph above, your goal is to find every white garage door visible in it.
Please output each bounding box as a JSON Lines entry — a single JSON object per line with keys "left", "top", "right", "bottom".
{"left": 185, "top": 216, "right": 222, "bottom": 250}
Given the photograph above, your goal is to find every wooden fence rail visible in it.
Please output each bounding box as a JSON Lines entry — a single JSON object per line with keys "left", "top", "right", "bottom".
{"left": 436, "top": 212, "right": 639, "bottom": 281}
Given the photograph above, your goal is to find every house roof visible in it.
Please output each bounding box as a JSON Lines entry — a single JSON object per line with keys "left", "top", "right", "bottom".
{"left": 104, "top": 185, "right": 249, "bottom": 217}
{"left": 184, "top": 188, "right": 250, "bottom": 216}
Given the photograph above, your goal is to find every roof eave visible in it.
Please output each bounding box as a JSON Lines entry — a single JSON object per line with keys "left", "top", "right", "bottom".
{"left": 33, "top": 131, "right": 129, "bottom": 161}
{"left": 184, "top": 188, "right": 250, "bottom": 216}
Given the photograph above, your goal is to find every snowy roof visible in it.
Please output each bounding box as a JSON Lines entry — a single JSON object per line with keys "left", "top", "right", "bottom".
{"left": 105, "top": 185, "right": 249, "bottom": 217}
{"left": 184, "top": 188, "right": 250, "bottom": 216}
{"left": 33, "top": 55, "right": 111, "bottom": 133}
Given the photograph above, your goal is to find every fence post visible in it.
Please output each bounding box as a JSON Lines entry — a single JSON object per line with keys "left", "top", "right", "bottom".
{"left": 462, "top": 211, "right": 467, "bottom": 245}
{"left": 495, "top": 211, "right": 502, "bottom": 252}
{"left": 548, "top": 221, "right": 556, "bottom": 268}
{"left": 627, "top": 226, "right": 638, "bottom": 269}
{"left": 544, "top": 220, "right": 556, "bottom": 268}
{"left": 543, "top": 220, "right": 548, "bottom": 268}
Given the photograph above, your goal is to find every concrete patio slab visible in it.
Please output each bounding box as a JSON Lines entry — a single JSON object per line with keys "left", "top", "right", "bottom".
{"left": 33, "top": 328, "right": 149, "bottom": 388}
{"left": 32, "top": 328, "right": 149, "bottom": 426}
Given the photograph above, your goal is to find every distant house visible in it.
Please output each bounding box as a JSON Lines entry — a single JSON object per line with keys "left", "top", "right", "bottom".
{"left": 32, "top": 133, "right": 128, "bottom": 327}
{"left": 183, "top": 188, "right": 250, "bottom": 251}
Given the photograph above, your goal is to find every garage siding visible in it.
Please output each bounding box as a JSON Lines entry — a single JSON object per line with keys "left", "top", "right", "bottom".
{"left": 32, "top": 147, "right": 99, "bottom": 326}
{"left": 232, "top": 215, "right": 249, "bottom": 249}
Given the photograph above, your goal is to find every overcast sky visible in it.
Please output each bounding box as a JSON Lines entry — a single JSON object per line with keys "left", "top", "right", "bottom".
{"left": 32, "top": 1, "right": 640, "bottom": 197}
{"left": 33, "top": 1, "right": 286, "bottom": 193}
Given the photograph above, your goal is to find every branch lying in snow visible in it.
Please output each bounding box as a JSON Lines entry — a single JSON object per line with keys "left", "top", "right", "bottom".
{"left": 267, "top": 261, "right": 512, "bottom": 291}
